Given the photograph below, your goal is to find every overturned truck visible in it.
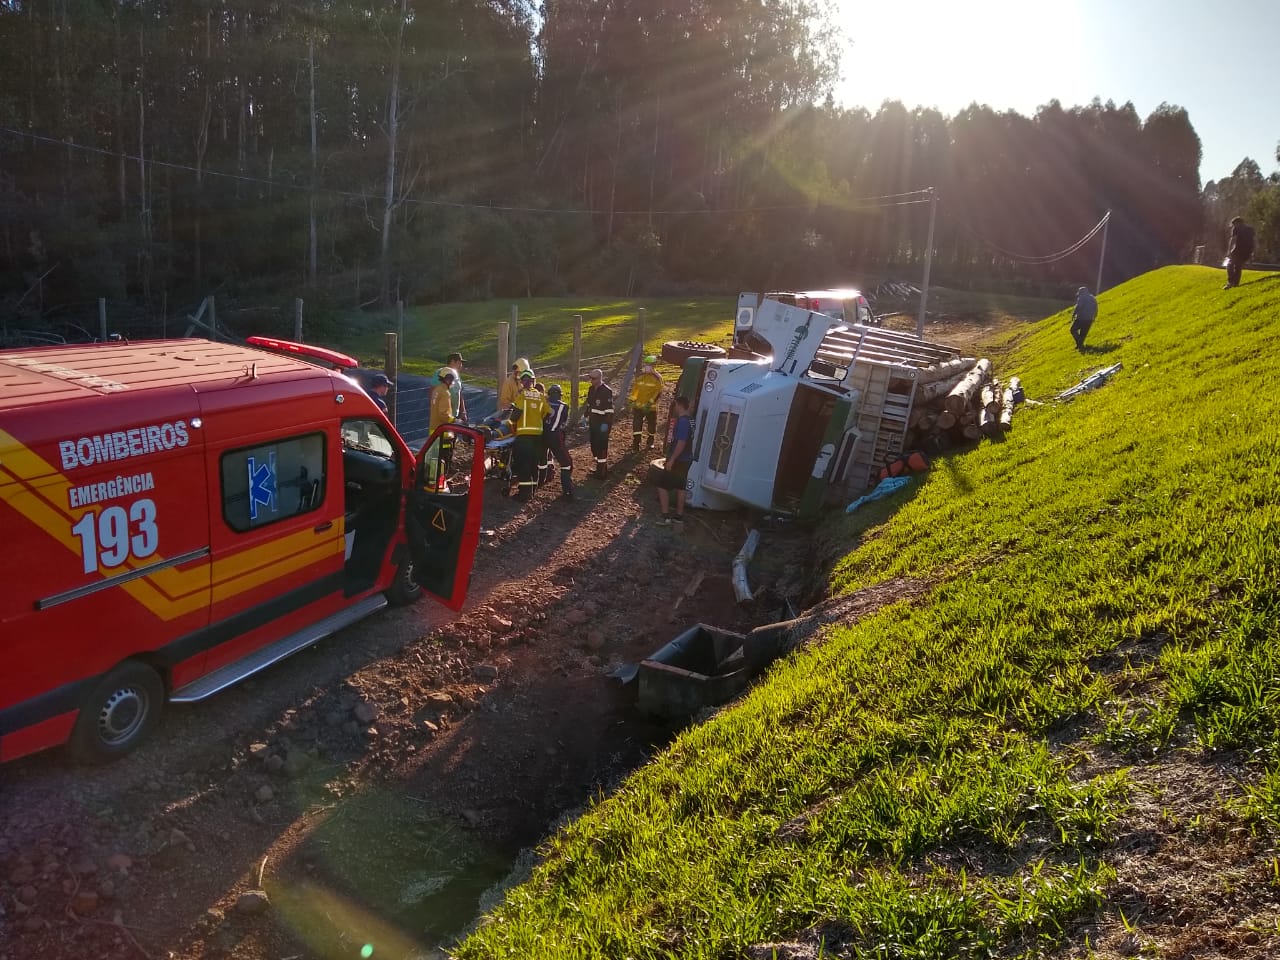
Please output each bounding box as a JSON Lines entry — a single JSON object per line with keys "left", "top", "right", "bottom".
{"left": 666, "top": 293, "right": 963, "bottom": 520}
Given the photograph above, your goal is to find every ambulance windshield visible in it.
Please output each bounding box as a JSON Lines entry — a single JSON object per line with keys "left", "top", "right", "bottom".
{"left": 341, "top": 419, "right": 395, "bottom": 459}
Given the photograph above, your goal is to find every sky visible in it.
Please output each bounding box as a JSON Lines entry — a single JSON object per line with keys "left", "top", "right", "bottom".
{"left": 832, "top": 0, "right": 1279, "bottom": 186}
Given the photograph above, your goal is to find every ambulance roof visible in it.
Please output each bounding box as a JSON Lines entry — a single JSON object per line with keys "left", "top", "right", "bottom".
{"left": 0, "top": 338, "right": 335, "bottom": 413}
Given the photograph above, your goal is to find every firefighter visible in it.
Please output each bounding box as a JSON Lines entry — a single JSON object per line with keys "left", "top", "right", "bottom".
{"left": 429, "top": 367, "right": 457, "bottom": 434}
{"left": 541, "top": 384, "right": 574, "bottom": 500}
{"left": 510, "top": 368, "right": 548, "bottom": 502}
{"left": 628, "top": 354, "right": 664, "bottom": 452}
{"left": 498, "top": 357, "right": 532, "bottom": 412}
{"left": 429, "top": 367, "right": 459, "bottom": 488}
{"left": 584, "top": 368, "right": 615, "bottom": 479}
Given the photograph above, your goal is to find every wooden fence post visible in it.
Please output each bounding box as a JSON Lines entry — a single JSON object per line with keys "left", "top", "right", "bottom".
{"left": 616, "top": 304, "right": 647, "bottom": 412}
{"left": 294, "top": 298, "right": 304, "bottom": 341}
{"left": 385, "top": 332, "right": 399, "bottom": 425}
{"left": 509, "top": 304, "right": 518, "bottom": 362}
{"left": 99, "top": 298, "right": 107, "bottom": 341}
{"left": 571, "top": 315, "right": 583, "bottom": 421}
{"left": 496, "top": 321, "right": 510, "bottom": 399}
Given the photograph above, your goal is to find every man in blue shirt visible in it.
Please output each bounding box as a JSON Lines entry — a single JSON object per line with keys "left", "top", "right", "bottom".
{"left": 367, "top": 373, "right": 391, "bottom": 413}
{"left": 655, "top": 395, "right": 693, "bottom": 525}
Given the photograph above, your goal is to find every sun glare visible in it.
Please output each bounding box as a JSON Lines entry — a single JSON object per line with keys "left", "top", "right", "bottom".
{"left": 832, "top": 0, "right": 1088, "bottom": 115}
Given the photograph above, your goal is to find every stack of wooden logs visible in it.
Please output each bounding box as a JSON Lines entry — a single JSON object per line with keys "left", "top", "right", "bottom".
{"left": 906, "top": 357, "right": 1023, "bottom": 452}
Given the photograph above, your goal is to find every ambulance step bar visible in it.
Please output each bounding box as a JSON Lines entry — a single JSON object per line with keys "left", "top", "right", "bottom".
{"left": 170, "top": 595, "right": 389, "bottom": 703}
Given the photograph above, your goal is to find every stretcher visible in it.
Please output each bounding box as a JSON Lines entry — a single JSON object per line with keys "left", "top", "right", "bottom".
{"left": 470, "top": 418, "right": 515, "bottom": 486}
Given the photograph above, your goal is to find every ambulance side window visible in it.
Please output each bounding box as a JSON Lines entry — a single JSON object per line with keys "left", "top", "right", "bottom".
{"left": 220, "top": 432, "right": 327, "bottom": 533}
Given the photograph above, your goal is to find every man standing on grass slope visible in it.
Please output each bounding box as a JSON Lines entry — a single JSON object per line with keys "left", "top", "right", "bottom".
{"left": 1225, "top": 216, "right": 1255, "bottom": 289}
{"left": 1070, "top": 286, "right": 1098, "bottom": 351}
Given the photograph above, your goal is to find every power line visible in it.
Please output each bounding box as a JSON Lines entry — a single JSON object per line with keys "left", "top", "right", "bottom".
{"left": 947, "top": 202, "right": 1111, "bottom": 265}
{"left": 0, "top": 126, "right": 933, "bottom": 217}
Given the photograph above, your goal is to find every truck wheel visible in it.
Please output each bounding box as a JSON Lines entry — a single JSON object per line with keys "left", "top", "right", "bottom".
{"left": 386, "top": 556, "right": 422, "bottom": 606}
{"left": 646, "top": 457, "right": 668, "bottom": 485}
{"left": 69, "top": 661, "right": 165, "bottom": 764}
{"left": 660, "top": 340, "right": 726, "bottom": 366}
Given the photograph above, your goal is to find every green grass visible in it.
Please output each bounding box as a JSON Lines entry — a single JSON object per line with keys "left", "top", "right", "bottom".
{"left": 328, "top": 297, "right": 737, "bottom": 382}
{"left": 453, "top": 264, "right": 1280, "bottom": 958}
{"left": 326, "top": 288, "right": 1065, "bottom": 383}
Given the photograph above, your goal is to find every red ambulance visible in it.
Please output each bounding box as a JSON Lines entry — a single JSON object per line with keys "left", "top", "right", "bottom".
{"left": 0, "top": 337, "right": 485, "bottom": 763}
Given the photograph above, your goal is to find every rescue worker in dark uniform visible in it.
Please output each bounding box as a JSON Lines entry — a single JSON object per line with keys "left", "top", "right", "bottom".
{"left": 584, "top": 368, "right": 614, "bottom": 479}
{"left": 541, "top": 384, "right": 574, "bottom": 500}
{"left": 510, "top": 369, "right": 549, "bottom": 502}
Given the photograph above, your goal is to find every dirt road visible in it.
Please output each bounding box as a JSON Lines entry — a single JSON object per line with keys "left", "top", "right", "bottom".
{"left": 0, "top": 420, "right": 813, "bottom": 960}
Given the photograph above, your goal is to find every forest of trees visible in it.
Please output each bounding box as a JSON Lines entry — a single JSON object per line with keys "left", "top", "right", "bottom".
{"left": 0, "top": 0, "right": 1272, "bottom": 337}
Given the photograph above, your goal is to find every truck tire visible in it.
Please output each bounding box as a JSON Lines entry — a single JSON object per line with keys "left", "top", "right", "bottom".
{"left": 661, "top": 340, "right": 726, "bottom": 366}
{"left": 386, "top": 556, "right": 422, "bottom": 606}
{"left": 646, "top": 457, "right": 668, "bottom": 485}
{"left": 69, "top": 661, "right": 165, "bottom": 764}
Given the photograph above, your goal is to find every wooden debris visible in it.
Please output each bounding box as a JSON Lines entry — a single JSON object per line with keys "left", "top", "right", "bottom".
{"left": 943, "top": 358, "right": 993, "bottom": 416}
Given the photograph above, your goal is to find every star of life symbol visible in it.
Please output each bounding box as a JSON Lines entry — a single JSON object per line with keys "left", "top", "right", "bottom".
{"left": 247, "top": 451, "right": 278, "bottom": 521}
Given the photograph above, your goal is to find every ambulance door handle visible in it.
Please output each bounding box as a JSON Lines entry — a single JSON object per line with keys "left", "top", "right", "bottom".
{"left": 313, "top": 521, "right": 334, "bottom": 533}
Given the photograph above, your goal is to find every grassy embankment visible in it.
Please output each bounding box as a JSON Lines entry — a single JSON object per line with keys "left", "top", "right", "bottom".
{"left": 454, "top": 265, "right": 1280, "bottom": 958}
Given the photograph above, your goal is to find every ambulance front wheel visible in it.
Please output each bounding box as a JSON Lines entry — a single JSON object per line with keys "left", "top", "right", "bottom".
{"left": 387, "top": 557, "right": 422, "bottom": 606}
{"left": 70, "top": 661, "right": 165, "bottom": 764}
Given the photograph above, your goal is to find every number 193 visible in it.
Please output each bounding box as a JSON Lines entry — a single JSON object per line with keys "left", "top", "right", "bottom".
{"left": 71, "top": 499, "right": 160, "bottom": 575}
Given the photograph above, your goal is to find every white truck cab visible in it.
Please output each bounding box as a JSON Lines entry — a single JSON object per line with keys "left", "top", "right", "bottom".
{"left": 674, "top": 293, "right": 960, "bottom": 519}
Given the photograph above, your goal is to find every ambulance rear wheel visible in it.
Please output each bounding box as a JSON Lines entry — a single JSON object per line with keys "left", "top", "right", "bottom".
{"left": 387, "top": 557, "right": 422, "bottom": 606}
{"left": 660, "top": 340, "right": 726, "bottom": 366}
{"left": 70, "top": 661, "right": 164, "bottom": 764}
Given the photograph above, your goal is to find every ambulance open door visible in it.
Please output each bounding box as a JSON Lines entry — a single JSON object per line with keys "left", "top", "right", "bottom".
{"left": 407, "top": 424, "right": 485, "bottom": 611}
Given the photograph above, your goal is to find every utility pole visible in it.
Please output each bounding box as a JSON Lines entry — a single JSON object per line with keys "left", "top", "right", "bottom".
{"left": 1096, "top": 210, "right": 1111, "bottom": 292}
{"left": 916, "top": 187, "right": 937, "bottom": 339}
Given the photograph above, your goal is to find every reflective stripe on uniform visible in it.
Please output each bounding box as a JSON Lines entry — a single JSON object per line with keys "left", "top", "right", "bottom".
{"left": 590, "top": 408, "right": 613, "bottom": 415}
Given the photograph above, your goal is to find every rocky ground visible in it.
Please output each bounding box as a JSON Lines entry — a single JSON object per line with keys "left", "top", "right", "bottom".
{"left": 0, "top": 409, "right": 822, "bottom": 960}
